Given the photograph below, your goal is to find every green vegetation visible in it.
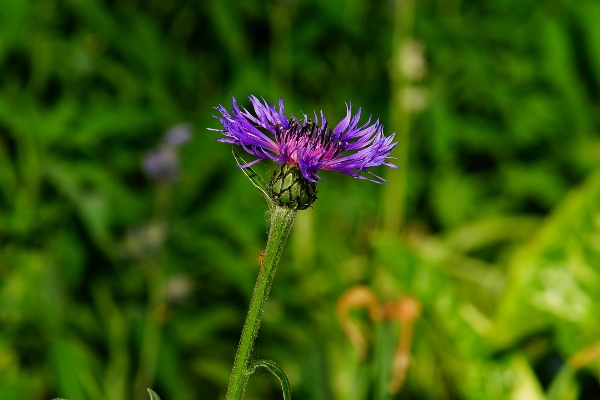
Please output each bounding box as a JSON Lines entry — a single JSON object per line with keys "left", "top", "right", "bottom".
{"left": 1, "top": 0, "right": 600, "bottom": 399}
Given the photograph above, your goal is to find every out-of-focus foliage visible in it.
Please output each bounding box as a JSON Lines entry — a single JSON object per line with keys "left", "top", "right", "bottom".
{"left": 0, "top": 0, "right": 599, "bottom": 399}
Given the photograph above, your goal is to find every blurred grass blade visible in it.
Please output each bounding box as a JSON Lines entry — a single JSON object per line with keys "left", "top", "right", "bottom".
{"left": 373, "top": 323, "right": 394, "bottom": 400}
{"left": 546, "top": 365, "right": 579, "bottom": 400}
{"left": 147, "top": 388, "right": 162, "bottom": 400}
{"left": 246, "top": 359, "right": 291, "bottom": 400}
{"left": 232, "top": 150, "right": 269, "bottom": 198}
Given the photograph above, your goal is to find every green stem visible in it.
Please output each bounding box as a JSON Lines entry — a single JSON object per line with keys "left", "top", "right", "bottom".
{"left": 373, "top": 321, "right": 396, "bottom": 400}
{"left": 226, "top": 204, "right": 297, "bottom": 400}
{"left": 132, "top": 268, "right": 163, "bottom": 400}
{"left": 383, "top": 0, "right": 416, "bottom": 234}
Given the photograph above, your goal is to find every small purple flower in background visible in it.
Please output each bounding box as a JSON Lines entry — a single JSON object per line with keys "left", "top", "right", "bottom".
{"left": 213, "top": 95, "right": 398, "bottom": 184}
{"left": 143, "top": 123, "right": 193, "bottom": 183}
{"left": 143, "top": 146, "right": 178, "bottom": 182}
{"left": 164, "top": 123, "right": 193, "bottom": 146}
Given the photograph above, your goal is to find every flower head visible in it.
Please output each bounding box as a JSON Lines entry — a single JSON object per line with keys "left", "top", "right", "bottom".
{"left": 212, "top": 95, "right": 398, "bottom": 184}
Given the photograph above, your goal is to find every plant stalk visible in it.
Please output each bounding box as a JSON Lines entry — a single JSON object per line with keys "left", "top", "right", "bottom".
{"left": 226, "top": 204, "right": 296, "bottom": 400}
{"left": 383, "top": 0, "right": 416, "bottom": 234}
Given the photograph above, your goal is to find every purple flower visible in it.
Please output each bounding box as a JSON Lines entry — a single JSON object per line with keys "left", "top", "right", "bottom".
{"left": 143, "top": 145, "right": 179, "bottom": 182}
{"left": 142, "top": 123, "right": 194, "bottom": 183}
{"left": 165, "top": 123, "right": 193, "bottom": 147}
{"left": 212, "top": 96, "right": 398, "bottom": 183}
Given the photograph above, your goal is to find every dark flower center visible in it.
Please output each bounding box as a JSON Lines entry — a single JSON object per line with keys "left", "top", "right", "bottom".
{"left": 276, "top": 116, "right": 348, "bottom": 167}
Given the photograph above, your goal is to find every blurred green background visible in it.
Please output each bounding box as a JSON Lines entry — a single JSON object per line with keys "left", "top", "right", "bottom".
{"left": 1, "top": 0, "right": 600, "bottom": 399}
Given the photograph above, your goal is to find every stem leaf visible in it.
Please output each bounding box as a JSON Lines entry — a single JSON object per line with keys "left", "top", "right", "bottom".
{"left": 246, "top": 359, "right": 291, "bottom": 400}
{"left": 147, "top": 388, "right": 162, "bottom": 400}
{"left": 232, "top": 150, "right": 269, "bottom": 198}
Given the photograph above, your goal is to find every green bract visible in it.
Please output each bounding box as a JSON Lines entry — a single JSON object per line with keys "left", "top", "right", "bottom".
{"left": 268, "top": 165, "right": 317, "bottom": 210}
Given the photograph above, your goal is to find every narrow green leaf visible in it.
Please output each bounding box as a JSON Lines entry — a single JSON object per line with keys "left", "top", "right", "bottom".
{"left": 546, "top": 365, "right": 579, "bottom": 400}
{"left": 246, "top": 359, "right": 291, "bottom": 400}
{"left": 232, "top": 150, "right": 269, "bottom": 198}
{"left": 147, "top": 388, "right": 162, "bottom": 400}
{"left": 373, "top": 322, "right": 395, "bottom": 400}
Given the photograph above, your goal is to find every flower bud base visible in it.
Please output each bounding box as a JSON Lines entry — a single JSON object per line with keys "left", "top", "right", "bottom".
{"left": 268, "top": 165, "right": 317, "bottom": 210}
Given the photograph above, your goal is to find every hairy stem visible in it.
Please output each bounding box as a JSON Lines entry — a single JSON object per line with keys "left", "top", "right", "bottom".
{"left": 226, "top": 204, "right": 296, "bottom": 400}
